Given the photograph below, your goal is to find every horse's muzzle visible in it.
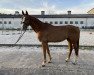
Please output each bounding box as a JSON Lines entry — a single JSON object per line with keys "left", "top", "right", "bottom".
{"left": 22, "top": 25, "right": 28, "bottom": 31}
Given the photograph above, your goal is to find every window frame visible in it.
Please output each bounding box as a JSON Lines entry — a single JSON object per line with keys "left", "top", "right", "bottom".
{"left": 65, "top": 21, "right": 68, "bottom": 24}
{"left": 55, "top": 21, "right": 58, "bottom": 24}
{"left": 70, "top": 21, "right": 73, "bottom": 24}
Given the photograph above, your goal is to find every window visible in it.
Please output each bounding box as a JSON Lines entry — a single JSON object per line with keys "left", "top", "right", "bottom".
{"left": 9, "top": 21, "right": 11, "bottom": 24}
{"left": 50, "top": 21, "right": 53, "bottom": 24}
{"left": 75, "top": 21, "right": 78, "bottom": 24}
{"left": 55, "top": 21, "right": 58, "bottom": 24}
{"left": 60, "top": 21, "right": 63, "bottom": 24}
{"left": 70, "top": 21, "right": 73, "bottom": 24}
{"left": 80, "top": 21, "right": 84, "bottom": 24}
{"left": 65, "top": 21, "right": 68, "bottom": 24}
{"left": 4, "top": 21, "right": 7, "bottom": 24}
{"left": 0, "top": 21, "right": 2, "bottom": 24}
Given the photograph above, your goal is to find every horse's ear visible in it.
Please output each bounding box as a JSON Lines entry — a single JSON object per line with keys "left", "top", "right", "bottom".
{"left": 26, "top": 11, "right": 28, "bottom": 15}
{"left": 22, "top": 10, "right": 24, "bottom": 15}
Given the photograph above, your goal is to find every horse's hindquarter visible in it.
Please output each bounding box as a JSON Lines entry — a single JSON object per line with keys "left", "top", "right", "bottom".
{"left": 67, "top": 25, "right": 80, "bottom": 42}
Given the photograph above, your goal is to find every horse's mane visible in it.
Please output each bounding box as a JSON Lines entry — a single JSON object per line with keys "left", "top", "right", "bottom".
{"left": 29, "top": 15, "right": 53, "bottom": 32}
{"left": 44, "top": 23, "right": 53, "bottom": 26}
{"left": 31, "top": 15, "right": 53, "bottom": 26}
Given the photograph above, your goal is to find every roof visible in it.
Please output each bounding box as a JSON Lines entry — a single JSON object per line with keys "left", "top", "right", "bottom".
{"left": 0, "top": 14, "right": 22, "bottom": 18}
{"left": 87, "top": 8, "right": 94, "bottom": 14}
{"left": 34, "top": 14, "right": 94, "bottom": 18}
{"left": 0, "top": 14, "right": 94, "bottom": 18}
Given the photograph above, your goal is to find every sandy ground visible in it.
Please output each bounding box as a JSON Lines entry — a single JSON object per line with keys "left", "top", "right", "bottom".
{"left": 0, "top": 46, "right": 94, "bottom": 75}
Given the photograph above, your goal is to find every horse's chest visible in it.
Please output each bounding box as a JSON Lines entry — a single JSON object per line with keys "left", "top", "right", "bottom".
{"left": 37, "top": 33, "right": 47, "bottom": 42}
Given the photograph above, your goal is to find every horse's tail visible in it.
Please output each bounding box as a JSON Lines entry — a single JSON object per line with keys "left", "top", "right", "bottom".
{"left": 77, "top": 38, "right": 79, "bottom": 51}
{"left": 77, "top": 28, "right": 80, "bottom": 56}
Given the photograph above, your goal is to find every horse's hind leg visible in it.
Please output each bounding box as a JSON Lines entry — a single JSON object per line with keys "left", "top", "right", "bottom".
{"left": 65, "top": 41, "right": 73, "bottom": 62}
{"left": 73, "top": 42, "right": 79, "bottom": 64}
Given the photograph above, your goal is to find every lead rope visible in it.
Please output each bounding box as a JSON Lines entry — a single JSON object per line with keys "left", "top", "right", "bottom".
{"left": 13, "top": 30, "right": 26, "bottom": 49}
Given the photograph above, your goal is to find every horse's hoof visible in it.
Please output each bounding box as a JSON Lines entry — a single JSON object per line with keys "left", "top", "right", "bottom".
{"left": 72, "top": 61, "right": 77, "bottom": 65}
{"left": 42, "top": 64, "right": 45, "bottom": 67}
{"left": 42, "top": 62, "right": 46, "bottom": 67}
{"left": 47, "top": 61, "right": 52, "bottom": 63}
{"left": 65, "top": 60, "right": 68, "bottom": 62}
{"left": 65, "top": 58, "right": 69, "bottom": 62}
{"left": 72, "top": 62, "right": 77, "bottom": 65}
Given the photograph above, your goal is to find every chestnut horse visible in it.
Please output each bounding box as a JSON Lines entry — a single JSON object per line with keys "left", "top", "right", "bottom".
{"left": 22, "top": 11, "right": 80, "bottom": 66}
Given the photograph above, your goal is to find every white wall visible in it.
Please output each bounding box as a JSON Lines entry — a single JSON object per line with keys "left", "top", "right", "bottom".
{"left": 0, "top": 18, "right": 22, "bottom": 29}
{"left": 0, "top": 17, "right": 94, "bottom": 29}
{"left": 87, "top": 18, "right": 94, "bottom": 26}
{"left": 39, "top": 18, "right": 94, "bottom": 28}
{"left": 13, "top": 18, "right": 22, "bottom": 29}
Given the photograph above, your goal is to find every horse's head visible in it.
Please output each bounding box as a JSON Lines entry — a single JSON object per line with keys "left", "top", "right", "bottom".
{"left": 22, "top": 11, "right": 30, "bottom": 31}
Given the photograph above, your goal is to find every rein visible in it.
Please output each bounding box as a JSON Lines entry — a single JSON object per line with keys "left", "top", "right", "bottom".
{"left": 14, "top": 30, "right": 26, "bottom": 44}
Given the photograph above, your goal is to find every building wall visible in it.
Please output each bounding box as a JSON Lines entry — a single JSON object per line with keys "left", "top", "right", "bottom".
{"left": 13, "top": 18, "right": 22, "bottom": 29}
{"left": 0, "top": 18, "right": 22, "bottom": 29}
{"left": 0, "top": 17, "right": 94, "bottom": 29}
{"left": 87, "top": 18, "right": 94, "bottom": 26}
{"left": 39, "top": 18, "right": 94, "bottom": 28}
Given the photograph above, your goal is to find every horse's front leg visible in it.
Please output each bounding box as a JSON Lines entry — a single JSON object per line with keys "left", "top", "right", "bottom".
{"left": 46, "top": 43, "right": 52, "bottom": 63}
{"left": 42, "top": 42, "right": 47, "bottom": 67}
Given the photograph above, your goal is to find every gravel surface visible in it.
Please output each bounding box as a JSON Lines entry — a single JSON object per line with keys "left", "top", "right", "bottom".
{"left": 0, "top": 47, "right": 94, "bottom": 75}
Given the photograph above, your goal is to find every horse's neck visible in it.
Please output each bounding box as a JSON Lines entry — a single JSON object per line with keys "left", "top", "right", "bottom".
{"left": 30, "top": 16, "right": 44, "bottom": 33}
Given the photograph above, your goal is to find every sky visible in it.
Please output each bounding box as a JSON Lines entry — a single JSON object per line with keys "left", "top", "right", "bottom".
{"left": 0, "top": 0, "right": 94, "bottom": 14}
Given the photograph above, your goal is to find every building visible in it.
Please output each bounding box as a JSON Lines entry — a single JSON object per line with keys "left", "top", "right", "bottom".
{"left": 0, "top": 14, "right": 22, "bottom": 30}
{"left": 0, "top": 11, "right": 94, "bottom": 29}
